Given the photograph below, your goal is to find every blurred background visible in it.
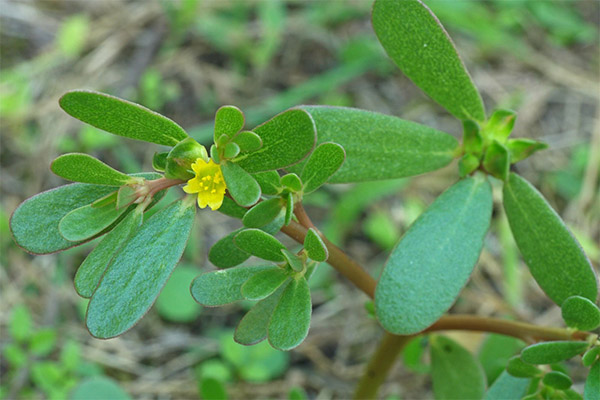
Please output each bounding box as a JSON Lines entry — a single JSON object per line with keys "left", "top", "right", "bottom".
{"left": 1, "top": 0, "right": 599, "bottom": 398}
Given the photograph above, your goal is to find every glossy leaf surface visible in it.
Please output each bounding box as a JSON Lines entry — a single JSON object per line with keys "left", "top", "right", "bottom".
{"left": 376, "top": 175, "right": 492, "bottom": 334}
{"left": 520, "top": 341, "right": 589, "bottom": 365}
{"left": 300, "top": 142, "right": 345, "bottom": 193}
{"left": 86, "top": 199, "right": 195, "bottom": 338}
{"left": 268, "top": 277, "right": 311, "bottom": 351}
{"left": 503, "top": 173, "right": 597, "bottom": 305}
{"left": 191, "top": 265, "right": 273, "bottom": 306}
{"left": 295, "top": 106, "right": 458, "bottom": 183}
{"left": 430, "top": 335, "right": 486, "bottom": 400}
{"left": 234, "top": 229, "right": 286, "bottom": 262}
{"left": 221, "top": 162, "right": 261, "bottom": 207}
{"left": 236, "top": 109, "right": 316, "bottom": 173}
{"left": 241, "top": 267, "right": 291, "bottom": 301}
{"left": 51, "top": 153, "right": 132, "bottom": 186}
{"left": 561, "top": 296, "right": 600, "bottom": 331}
{"left": 58, "top": 200, "right": 127, "bottom": 242}
{"left": 60, "top": 90, "right": 187, "bottom": 146}
{"left": 10, "top": 183, "right": 116, "bottom": 254}
{"left": 372, "top": 0, "right": 485, "bottom": 121}
{"left": 74, "top": 208, "right": 143, "bottom": 298}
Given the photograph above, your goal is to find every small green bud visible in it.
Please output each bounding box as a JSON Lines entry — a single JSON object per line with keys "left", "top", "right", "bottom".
{"left": 164, "top": 138, "right": 209, "bottom": 180}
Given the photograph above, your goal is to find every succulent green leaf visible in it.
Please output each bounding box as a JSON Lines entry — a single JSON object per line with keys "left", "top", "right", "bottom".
{"left": 86, "top": 199, "right": 195, "bottom": 338}
{"left": 51, "top": 153, "right": 133, "bottom": 186}
{"left": 300, "top": 142, "right": 345, "bottom": 194}
{"left": 74, "top": 208, "right": 143, "bottom": 298}
{"left": 561, "top": 296, "right": 600, "bottom": 331}
{"left": 543, "top": 371, "right": 572, "bottom": 390}
{"left": 221, "top": 162, "right": 261, "bottom": 207}
{"left": 236, "top": 109, "right": 316, "bottom": 173}
{"left": 507, "top": 356, "right": 542, "bottom": 378}
{"left": 253, "top": 171, "right": 281, "bottom": 195}
{"left": 372, "top": 0, "right": 485, "bottom": 121}
{"left": 116, "top": 185, "right": 137, "bottom": 210}
{"left": 268, "top": 277, "right": 312, "bottom": 351}
{"left": 484, "top": 371, "right": 530, "bottom": 400}
{"left": 430, "top": 335, "right": 487, "bottom": 400}
{"left": 59, "top": 90, "right": 187, "bottom": 146}
{"left": 210, "top": 144, "right": 220, "bottom": 163}
{"left": 478, "top": 334, "right": 525, "bottom": 384}
{"left": 582, "top": 347, "right": 600, "bottom": 367}
{"left": 233, "top": 130, "right": 262, "bottom": 153}
{"left": 242, "top": 198, "right": 283, "bottom": 228}
{"left": 281, "top": 173, "right": 302, "bottom": 192}
{"left": 233, "top": 229, "right": 286, "bottom": 262}
{"left": 585, "top": 360, "right": 600, "bottom": 400}
{"left": 463, "top": 119, "right": 483, "bottom": 154}
{"left": 190, "top": 265, "right": 273, "bottom": 306}
{"left": 484, "top": 109, "right": 516, "bottom": 142}
{"left": 458, "top": 153, "right": 480, "bottom": 178}
{"left": 152, "top": 151, "right": 168, "bottom": 172}
{"left": 483, "top": 140, "right": 510, "bottom": 181}
{"left": 507, "top": 138, "right": 548, "bottom": 164}
{"left": 375, "top": 175, "right": 492, "bottom": 334}
{"left": 209, "top": 229, "right": 251, "bottom": 268}
{"left": 520, "top": 341, "right": 589, "bottom": 365}
{"left": 284, "top": 192, "right": 293, "bottom": 226}
{"left": 10, "top": 183, "right": 116, "bottom": 254}
{"left": 59, "top": 198, "right": 127, "bottom": 242}
{"left": 503, "top": 173, "right": 598, "bottom": 305}
{"left": 234, "top": 284, "right": 287, "bottom": 345}
{"left": 223, "top": 142, "right": 241, "bottom": 159}
{"left": 281, "top": 249, "right": 303, "bottom": 272}
{"left": 214, "top": 105, "right": 244, "bottom": 142}
{"left": 294, "top": 106, "right": 459, "bottom": 183}
{"left": 217, "top": 196, "right": 248, "bottom": 220}
{"left": 164, "top": 137, "right": 208, "bottom": 180}
{"left": 304, "top": 228, "right": 328, "bottom": 262}
{"left": 241, "top": 267, "right": 291, "bottom": 301}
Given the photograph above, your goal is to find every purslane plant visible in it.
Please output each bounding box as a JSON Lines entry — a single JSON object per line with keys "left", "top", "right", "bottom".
{"left": 10, "top": 0, "right": 599, "bottom": 398}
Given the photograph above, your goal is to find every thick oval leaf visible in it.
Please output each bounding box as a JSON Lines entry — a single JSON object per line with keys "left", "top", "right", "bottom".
{"left": 268, "top": 277, "right": 312, "bottom": 351}
{"left": 561, "top": 296, "right": 600, "bottom": 331}
{"left": 221, "top": 162, "right": 261, "bottom": 207}
{"left": 503, "top": 173, "right": 598, "bottom": 305}
{"left": 582, "top": 347, "right": 600, "bottom": 367}
{"left": 506, "top": 356, "right": 541, "bottom": 378}
{"left": 86, "top": 199, "right": 195, "bottom": 338}
{"left": 372, "top": 0, "right": 485, "bottom": 121}
{"left": 543, "top": 371, "right": 572, "bottom": 390}
{"left": 520, "top": 341, "right": 589, "bottom": 365}
{"left": 304, "top": 228, "right": 328, "bottom": 262}
{"left": 430, "top": 335, "right": 487, "bottom": 400}
{"left": 241, "top": 267, "right": 291, "bottom": 301}
{"left": 10, "top": 183, "right": 116, "bottom": 254}
{"left": 59, "top": 199, "right": 128, "bottom": 242}
{"left": 233, "top": 229, "right": 286, "bottom": 262}
{"left": 585, "top": 361, "right": 599, "bottom": 400}
{"left": 234, "top": 284, "right": 287, "bottom": 346}
{"left": 375, "top": 175, "right": 492, "bottom": 334}
{"left": 253, "top": 171, "right": 282, "bottom": 195}
{"left": 208, "top": 230, "right": 250, "bottom": 268}
{"left": 293, "top": 106, "right": 458, "bottom": 183}
{"left": 301, "top": 142, "right": 345, "bottom": 194}
{"left": 214, "top": 105, "right": 244, "bottom": 142}
{"left": 236, "top": 109, "right": 316, "bottom": 173}
{"left": 233, "top": 130, "right": 262, "bottom": 153}
{"left": 190, "top": 265, "right": 273, "bottom": 306}
{"left": 74, "top": 208, "right": 143, "bottom": 298}
{"left": 51, "top": 153, "right": 133, "bottom": 186}
{"left": 484, "top": 371, "right": 530, "bottom": 400}
{"left": 60, "top": 90, "right": 187, "bottom": 146}
{"left": 242, "top": 198, "right": 283, "bottom": 228}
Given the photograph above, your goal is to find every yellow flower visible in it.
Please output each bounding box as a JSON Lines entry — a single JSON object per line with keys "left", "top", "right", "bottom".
{"left": 183, "top": 158, "right": 227, "bottom": 210}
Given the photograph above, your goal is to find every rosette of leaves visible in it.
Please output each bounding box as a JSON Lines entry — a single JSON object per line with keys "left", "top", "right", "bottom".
{"left": 191, "top": 228, "right": 328, "bottom": 350}
{"left": 10, "top": 90, "right": 318, "bottom": 339}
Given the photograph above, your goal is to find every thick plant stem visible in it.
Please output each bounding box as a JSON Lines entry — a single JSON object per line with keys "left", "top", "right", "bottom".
{"left": 353, "top": 333, "right": 413, "bottom": 400}
{"left": 283, "top": 204, "right": 595, "bottom": 399}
